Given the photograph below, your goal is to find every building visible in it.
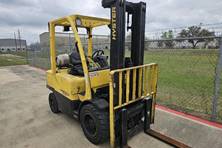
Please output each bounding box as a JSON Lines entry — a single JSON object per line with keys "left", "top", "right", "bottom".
{"left": 0, "top": 39, "right": 27, "bottom": 52}
{"left": 39, "top": 32, "right": 110, "bottom": 52}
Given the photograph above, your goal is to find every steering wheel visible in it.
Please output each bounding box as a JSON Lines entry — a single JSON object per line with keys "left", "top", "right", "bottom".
{"left": 92, "top": 49, "right": 104, "bottom": 58}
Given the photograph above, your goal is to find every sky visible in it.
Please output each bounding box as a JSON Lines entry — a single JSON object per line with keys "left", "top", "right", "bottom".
{"left": 0, "top": 0, "right": 222, "bottom": 44}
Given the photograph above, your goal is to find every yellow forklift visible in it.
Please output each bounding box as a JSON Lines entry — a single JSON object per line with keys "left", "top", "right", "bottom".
{"left": 46, "top": 0, "right": 189, "bottom": 147}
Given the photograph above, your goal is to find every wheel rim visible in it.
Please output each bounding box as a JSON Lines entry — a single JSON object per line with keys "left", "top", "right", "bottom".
{"left": 84, "top": 114, "right": 97, "bottom": 136}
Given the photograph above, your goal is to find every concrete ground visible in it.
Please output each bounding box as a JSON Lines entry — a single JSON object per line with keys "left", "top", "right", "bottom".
{"left": 0, "top": 65, "right": 222, "bottom": 148}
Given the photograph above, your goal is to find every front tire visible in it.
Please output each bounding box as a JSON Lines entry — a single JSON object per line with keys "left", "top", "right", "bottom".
{"left": 48, "top": 93, "right": 60, "bottom": 113}
{"left": 80, "top": 104, "right": 109, "bottom": 144}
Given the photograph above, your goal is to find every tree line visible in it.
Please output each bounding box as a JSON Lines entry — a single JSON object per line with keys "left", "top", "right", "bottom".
{"left": 159, "top": 26, "right": 215, "bottom": 49}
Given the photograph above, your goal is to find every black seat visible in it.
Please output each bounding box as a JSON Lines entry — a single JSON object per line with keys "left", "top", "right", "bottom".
{"left": 69, "top": 51, "right": 85, "bottom": 76}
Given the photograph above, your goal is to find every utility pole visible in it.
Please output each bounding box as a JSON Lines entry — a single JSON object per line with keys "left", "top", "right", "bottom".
{"left": 18, "top": 29, "right": 22, "bottom": 50}
{"left": 14, "top": 32, "right": 18, "bottom": 52}
{"left": 211, "top": 38, "right": 222, "bottom": 121}
{"left": 69, "top": 33, "right": 72, "bottom": 52}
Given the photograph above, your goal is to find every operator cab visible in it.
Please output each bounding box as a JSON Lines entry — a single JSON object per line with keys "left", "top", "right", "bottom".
{"left": 52, "top": 15, "right": 111, "bottom": 77}
{"left": 46, "top": 15, "right": 111, "bottom": 101}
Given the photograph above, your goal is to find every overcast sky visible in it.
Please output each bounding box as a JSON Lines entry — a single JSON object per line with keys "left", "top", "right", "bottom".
{"left": 0, "top": 0, "right": 222, "bottom": 44}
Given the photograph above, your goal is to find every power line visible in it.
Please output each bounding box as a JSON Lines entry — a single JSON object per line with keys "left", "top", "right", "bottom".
{"left": 146, "top": 22, "right": 222, "bottom": 33}
{"left": 14, "top": 32, "right": 18, "bottom": 52}
{"left": 18, "top": 29, "right": 22, "bottom": 50}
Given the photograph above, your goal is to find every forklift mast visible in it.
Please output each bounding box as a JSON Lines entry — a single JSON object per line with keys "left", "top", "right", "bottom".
{"left": 102, "top": 0, "right": 146, "bottom": 70}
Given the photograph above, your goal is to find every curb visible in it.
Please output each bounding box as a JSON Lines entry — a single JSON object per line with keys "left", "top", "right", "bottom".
{"left": 156, "top": 105, "right": 222, "bottom": 129}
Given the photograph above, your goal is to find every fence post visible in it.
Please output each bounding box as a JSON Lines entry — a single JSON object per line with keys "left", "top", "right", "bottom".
{"left": 211, "top": 37, "right": 222, "bottom": 121}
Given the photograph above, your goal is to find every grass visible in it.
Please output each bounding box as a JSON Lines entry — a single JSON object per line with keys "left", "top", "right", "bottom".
{"left": 144, "top": 49, "right": 221, "bottom": 121}
{"left": 0, "top": 51, "right": 27, "bottom": 67}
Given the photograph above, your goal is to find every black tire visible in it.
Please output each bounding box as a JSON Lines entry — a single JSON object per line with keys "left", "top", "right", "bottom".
{"left": 48, "top": 93, "right": 60, "bottom": 113}
{"left": 80, "top": 104, "right": 109, "bottom": 145}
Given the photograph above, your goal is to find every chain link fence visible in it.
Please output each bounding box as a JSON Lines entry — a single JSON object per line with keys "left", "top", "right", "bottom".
{"left": 27, "top": 33, "right": 110, "bottom": 69}
{"left": 143, "top": 37, "right": 222, "bottom": 123}
{"left": 27, "top": 34, "right": 222, "bottom": 123}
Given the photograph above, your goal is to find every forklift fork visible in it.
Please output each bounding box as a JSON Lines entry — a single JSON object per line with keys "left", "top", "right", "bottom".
{"left": 143, "top": 99, "right": 191, "bottom": 148}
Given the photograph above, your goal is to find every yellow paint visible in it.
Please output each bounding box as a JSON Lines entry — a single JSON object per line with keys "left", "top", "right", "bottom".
{"left": 88, "top": 28, "right": 93, "bottom": 57}
{"left": 138, "top": 68, "right": 143, "bottom": 97}
{"left": 109, "top": 75, "right": 115, "bottom": 148}
{"left": 119, "top": 72, "right": 122, "bottom": 106}
{"left": 90, "top": 69, "right": 110, "bottom": 88}
{"left": 49, "top": 22, "right": 56, "bottom": 74}
{"left": 132, "top": 69, "right": 137, "bottom": 100}
{"left": 126, "top": 70, "right": 130, "bottom": 103}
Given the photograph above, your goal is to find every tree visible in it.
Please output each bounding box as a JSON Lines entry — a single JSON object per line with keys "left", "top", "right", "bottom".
{"left": 161, "top": 30, "right": 174, "bottom": 48}
{"left": 157, "top": 41, "right": 163, "bottom": 48}
{"left": 178, "top": 26, "right": 215, "bottom": 49}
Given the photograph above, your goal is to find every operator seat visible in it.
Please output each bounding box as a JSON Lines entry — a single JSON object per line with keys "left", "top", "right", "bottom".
{"left": 69, "top": 51, "right": 85, "bottom": 76}
{"left": 67, "top": 42, "right": 85, "bottom": 76}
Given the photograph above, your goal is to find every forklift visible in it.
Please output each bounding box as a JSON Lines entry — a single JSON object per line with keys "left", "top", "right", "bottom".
{"left": 46, "top": 0, "right": 190, "bottom": 147}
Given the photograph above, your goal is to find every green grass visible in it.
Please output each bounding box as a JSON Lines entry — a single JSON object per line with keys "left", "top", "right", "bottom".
{"left": 0, "top": 52, "right": 27, "bottom": 67}
{"left": 10, "top": 51, "right": 27, "bottom": 57}
{"left": 144, "top": 49, "right": 222, "bottom": 121}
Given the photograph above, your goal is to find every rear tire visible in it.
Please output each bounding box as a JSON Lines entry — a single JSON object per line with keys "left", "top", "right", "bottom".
{"left": 80, "top": 104, "right": 109, "bottom": 144}
{"left": 48, "top": 93, "right": 60, "bottom": 113}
